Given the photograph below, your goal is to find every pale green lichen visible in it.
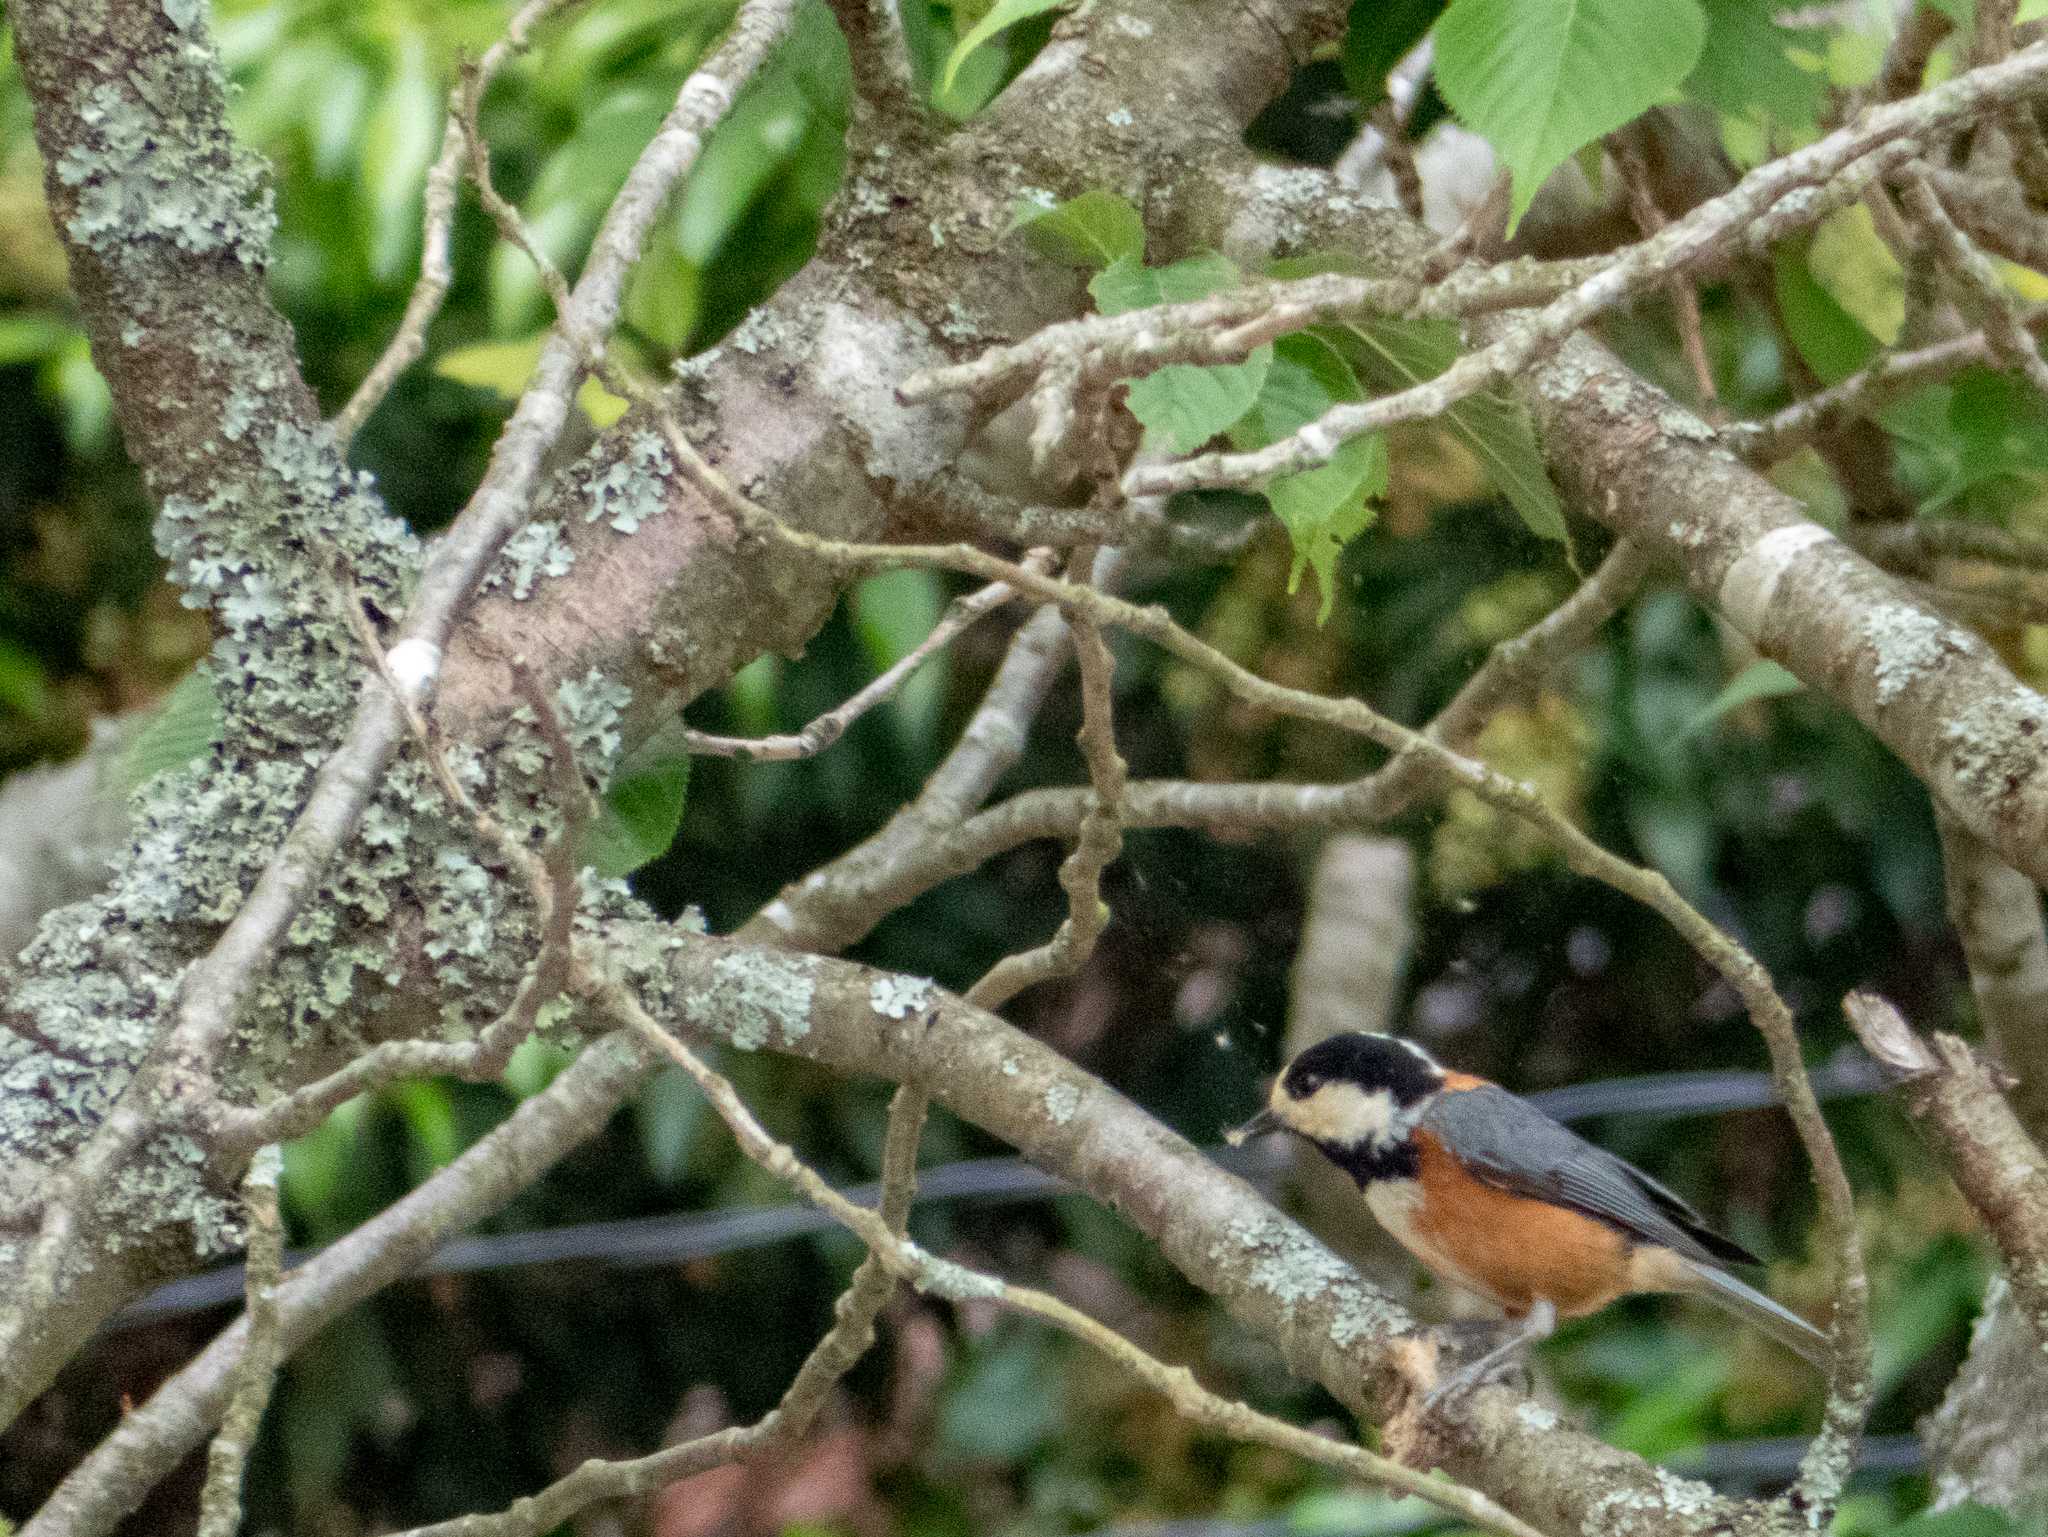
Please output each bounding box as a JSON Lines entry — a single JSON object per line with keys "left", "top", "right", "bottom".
{"left": 582, "top": 429, "right": 670, "bottom": 533}
{"left": 910, "top": 1247, "right": 1007, "bottom": 1302}
{"left": 56, "top": 58, "right": 274, "bottom": 267}
{"left": 1514, "top": 1400, "right": 1560, "bottom": 1431}
{"left": 556, "top": 668, "right": 634, "bottom": 778}
{"left": 695, "top": 950, "right": 818, "bottom": 1051}
{"left": 869, "top": 973, "right": 934, "bottom": 1019}
{"left": 1043, "top": 1081, "right": 1081, "bottom": 1124}
{"left": 1214, "top": 1213, "right": 1357, "bottom": 1308}
{"left": 487, "top": 521, "right": 576, "bottom": 599}
{"left": 1866, "top": 604, "right": 1958, "bottom": 706}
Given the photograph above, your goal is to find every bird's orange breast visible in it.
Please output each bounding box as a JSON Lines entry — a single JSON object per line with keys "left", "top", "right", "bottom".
{"left": 1385, "top": 1127, "right": 1638, "bottom": 1319}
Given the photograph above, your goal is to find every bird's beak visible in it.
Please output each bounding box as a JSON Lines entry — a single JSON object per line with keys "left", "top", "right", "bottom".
{"left": 1225, "top": 1107, "right": 1283, "bottom": 1147}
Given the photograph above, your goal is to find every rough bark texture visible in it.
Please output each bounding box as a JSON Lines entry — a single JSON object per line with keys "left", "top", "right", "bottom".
{"left": 1525, "top": 333, "right": 2048, "bottom": 890}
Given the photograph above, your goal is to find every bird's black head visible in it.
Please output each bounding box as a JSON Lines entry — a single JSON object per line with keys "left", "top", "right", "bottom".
{"left": 1231, "top": 1032, "right": 1446, "bottom": 1152}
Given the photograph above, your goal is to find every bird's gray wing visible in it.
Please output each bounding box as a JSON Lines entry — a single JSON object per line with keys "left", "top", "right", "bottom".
{"left": 1418, "top": 1085, "right": 1757, "bottom": 1268}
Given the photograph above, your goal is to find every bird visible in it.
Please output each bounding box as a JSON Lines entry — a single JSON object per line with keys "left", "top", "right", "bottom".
{"left": 1228, "top": 1031, "right": 1829, "bottom": 1406}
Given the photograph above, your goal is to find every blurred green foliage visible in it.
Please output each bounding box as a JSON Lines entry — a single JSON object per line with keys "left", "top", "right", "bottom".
{"left": 4, "top": 0, "right": 2048, "bottom": 1533}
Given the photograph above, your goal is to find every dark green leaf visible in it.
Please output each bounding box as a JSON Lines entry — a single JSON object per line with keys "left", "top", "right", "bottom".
{"left": 1328, "top": 310, "right": 1566, "bottom": 542}
{"left": 1342, "top": 0, "right": 1444, "bottom": 104}
{"left": 636, "top": 1063, "right": 705, "bottom": 1183}
{"left": 1008, "top": 190, "right": 1144, "bottom": 269}
{"left": 584, "top": 751, "right": 693, "bottom": 878}
{"left": 939, "top": 1327, "right": 1065, "bottom": 1459}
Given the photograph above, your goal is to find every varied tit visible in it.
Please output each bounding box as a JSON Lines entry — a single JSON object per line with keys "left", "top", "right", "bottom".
{"left": 1230, "top": 1031, "right": 1828, "bottom": 1404}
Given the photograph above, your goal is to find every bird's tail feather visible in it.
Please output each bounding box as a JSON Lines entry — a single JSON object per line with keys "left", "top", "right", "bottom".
{"left": 1675, "top": 1258, "right": 1831, "bottom": 1369}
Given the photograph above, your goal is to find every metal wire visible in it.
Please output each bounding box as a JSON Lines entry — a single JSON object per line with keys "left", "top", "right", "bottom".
{"left": 111, "top": 1049, "right": 1887, "bottom": 1327}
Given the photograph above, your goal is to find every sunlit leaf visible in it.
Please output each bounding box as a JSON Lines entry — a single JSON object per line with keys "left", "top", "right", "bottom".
{"left": 1124, "top": 348, "right": 1273, "bottom": 454}
{"left": 939, "top": 0, "right": 1070, "bottom": 94}
{"left": 1434, "top": 0, "right": 1706, "bottom": 230}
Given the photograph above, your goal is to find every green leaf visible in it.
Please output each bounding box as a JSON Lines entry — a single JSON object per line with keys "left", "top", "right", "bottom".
{"left": 1684, "top": 658, "right": 1803, "bottom": 737}
{"left": 1007, "top": 189, "right": 1144, "bottom": 269}
{"left": 115, "top": 667, "right": 223, "bottom": 796}
{"left": 852, "top": 567, "right": 950, "bottom": 753}
{"left": 1342, "top": 0, "right": 1444, "bottom": 104}
{"left": 939, "top": 1326, "right": 1065, "bottom": 1459}
{"left": 386, "top": 1078, "right": 463, "bottom": 1184}
{"left": 1269, "top": 433, "right": 1387, "bottom": 622}
{"left": 1685, "top": 0, "right": 1824, "bottom": 130}
{"left": 939, "top": 0, "right": 1069, "bottom": 94}
{"left": 281, "top": 1095, "right": 368, "bottom": 1239}
{"left": 0, "top": 636, "right": 49, "bottom": 719}
{"left": 584, "top": 751, "right": 693, "bottom": 878}
{"left": 1124, "top": 347, "right": 1273, "bottom": 454}
{"left": 1088, "top": 252, "right": 1240, "bottom": 315}
{"left": 636, "top": 1063, "right": 704, "bottom": 1184}
{"left": 436, "top": 335, "right": 547, "bottom": 399}
{"left": 0, "top": 312, "right": 71, "bottom": 366}
{"left": 503, "top": 1037, "right": 574, "bottom": 1099}
{"left": 1885, "top": 1504, "right": 2020, "bottom": 1537}
{"left": 1227, "top": 332, "right": 1386, "bottom": 619}
{"left": 1771, "top": 244, "right": 1880, "bottom": 386}
{"left": 1334, "top": 311, "right": 1567, "bottom": 542}
{"left": 360, "top": 31, "right": 442, "bottom": 282}
{"left": 1433, "top": 0, "right": 1707, "bottom": 230}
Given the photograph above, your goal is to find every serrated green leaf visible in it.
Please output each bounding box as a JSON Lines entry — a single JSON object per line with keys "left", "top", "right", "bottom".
{"left": 1124, "top": 348, "right": 1273, "bottom": 454}
{"left": 939, "top": 0, "right": 1069, "bottom": 93}
{"left": 1434, "top": 0, "right": 1707, "bottom": 231}
{"left": 1008, "top": 189, "right": 1143, "bottom": 269}
{"left": 115, "top": 667, "right": 223, "bottom": 796}
{"left": 1269, "top": 432, "right": 1387, "bottom": 623}
{"left": 1342, "top": 0, "right": 1444, "bottom": 104}
{"left": 584, "top": 751, "right": 693, "bottom": 878}
{"left": 1683, "top": 658, "right": 1803, "bottom": 738}
{"left": 1333, "top": 313, "right": 1566, "bottom": 542}
{"left": 1088, "top": 252, "right": 1240, "bottom": 316}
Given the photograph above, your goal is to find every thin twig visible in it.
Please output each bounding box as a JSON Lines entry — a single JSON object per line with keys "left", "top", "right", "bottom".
{"left": 1842, "top": 992, "right": 2048, "bottom": 1341}
{"left": 193, "top": 1148, "right": 284, "bottom": 1537}
{"left": 1613, "top": 139, "right": 1720, "bottom": 413}
{"left": 682, "top": 570, "right": 1039, "bottom": 761}
{"left": 1900, "top": 170, "right": 2048, "bottom": 401}
{"left": 331, "top": 0, "right": 582, "bottom": 447}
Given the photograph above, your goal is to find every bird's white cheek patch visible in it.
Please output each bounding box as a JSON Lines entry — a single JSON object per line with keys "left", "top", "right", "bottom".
{"left": 1286, "top": 1081, "right": 1396, "bottom": 1145}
